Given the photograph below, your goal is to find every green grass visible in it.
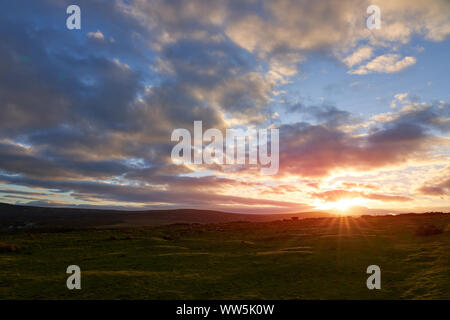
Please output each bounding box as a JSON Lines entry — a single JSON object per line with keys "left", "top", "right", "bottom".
{"left": 0, "top": 214, "right": 449, "bottom": 299}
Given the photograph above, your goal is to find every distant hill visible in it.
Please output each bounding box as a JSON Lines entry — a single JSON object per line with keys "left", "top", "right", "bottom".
{"left": 2, "top": 203, "right": 448, "bottom": 230}
{"left": 0, "top": 202, "right": 331, "bottom": 229}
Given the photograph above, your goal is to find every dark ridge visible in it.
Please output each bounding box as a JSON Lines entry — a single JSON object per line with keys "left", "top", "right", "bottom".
{"left": 1, "top": 202, "right": 448, "bottom": 230}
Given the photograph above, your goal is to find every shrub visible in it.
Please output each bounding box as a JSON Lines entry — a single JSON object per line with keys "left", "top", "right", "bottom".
{"left": 415, "top": 224, "right": 443, "bottom": 236}
{"left": 0, "top": 243, "right": 22, "bottom": 253}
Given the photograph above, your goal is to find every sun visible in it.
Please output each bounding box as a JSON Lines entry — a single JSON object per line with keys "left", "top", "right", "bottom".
{"left": 333, "top": 199, "right": 354, "bottom": 211}
{"left": 317, "top": 197, "right": 366, "bottom": 214}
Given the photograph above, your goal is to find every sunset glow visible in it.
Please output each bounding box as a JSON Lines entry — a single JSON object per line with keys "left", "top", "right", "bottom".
{"left": 0, "top": 0, "right": 449, "bottom": 215}
{"left": 318, "top": 198, "right": 367, "bottom": 213}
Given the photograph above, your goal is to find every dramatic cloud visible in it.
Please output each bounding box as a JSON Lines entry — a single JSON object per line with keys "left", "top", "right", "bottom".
{"left": 0, "top": 0, "right": 448, "bottom": 212}
{"left": 279, "top": 101, "right": 448, "bottom": 178}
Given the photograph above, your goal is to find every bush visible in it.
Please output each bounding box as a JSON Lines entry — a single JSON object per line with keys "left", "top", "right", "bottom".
{"left": 0, "top": 243, "right": 22, "bottom": 253}
{"left": 415, "top": 224, "right": 443, "bottom": 236}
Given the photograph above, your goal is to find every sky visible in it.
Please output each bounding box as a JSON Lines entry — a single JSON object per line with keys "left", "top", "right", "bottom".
{"left": 0, "top": 0, "right": 449, "bottom": 214}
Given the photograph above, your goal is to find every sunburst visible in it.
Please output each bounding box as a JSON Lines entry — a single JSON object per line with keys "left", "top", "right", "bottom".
{"left": 317, "top": 197, "right": 366, "bottom": 214}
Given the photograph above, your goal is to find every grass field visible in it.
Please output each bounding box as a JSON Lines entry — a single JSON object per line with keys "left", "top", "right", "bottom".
{"left": 1, "top": 213, "right": 449, "bottom": 299}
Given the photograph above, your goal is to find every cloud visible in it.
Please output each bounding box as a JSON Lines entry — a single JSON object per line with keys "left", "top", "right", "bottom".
{"left": 311, "top": 189, "right": 412, "bottom": 202}
{"left": 0, "top": 141, "right": 132, "bottom": 180}
{"left": 287, "top": 103, "right": 357, "bottom": 128}
{"left": 342, "top": 46, "right": 373, "bottom": 67}
{"left": 349, "top": 54, "right": 416, "bottom": 74}
{"left": 0, "top": 0, "right": 449, "bottom": 211}
{"left": 391, "top": 93, "right": 409, "bottom": 108}
{"left": 376, "top": 0, "right": 450, "bottom": 42}
{"left": 417, "top": 166, "right": 450, "bottom": 198}
{"left": 418, "top": 185, "right": 450, "bottom": 197}
{"left": 119, "top": 0, "right": 450, "bottom": 81}
{"left": 278, "top": 101, "right": 448, "bottom": 177}
{"left": 88, "top": 30, "right": 105, "bottom": 41}
{"left": 0, "top": 172, "right": 309, "bottom": 211}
